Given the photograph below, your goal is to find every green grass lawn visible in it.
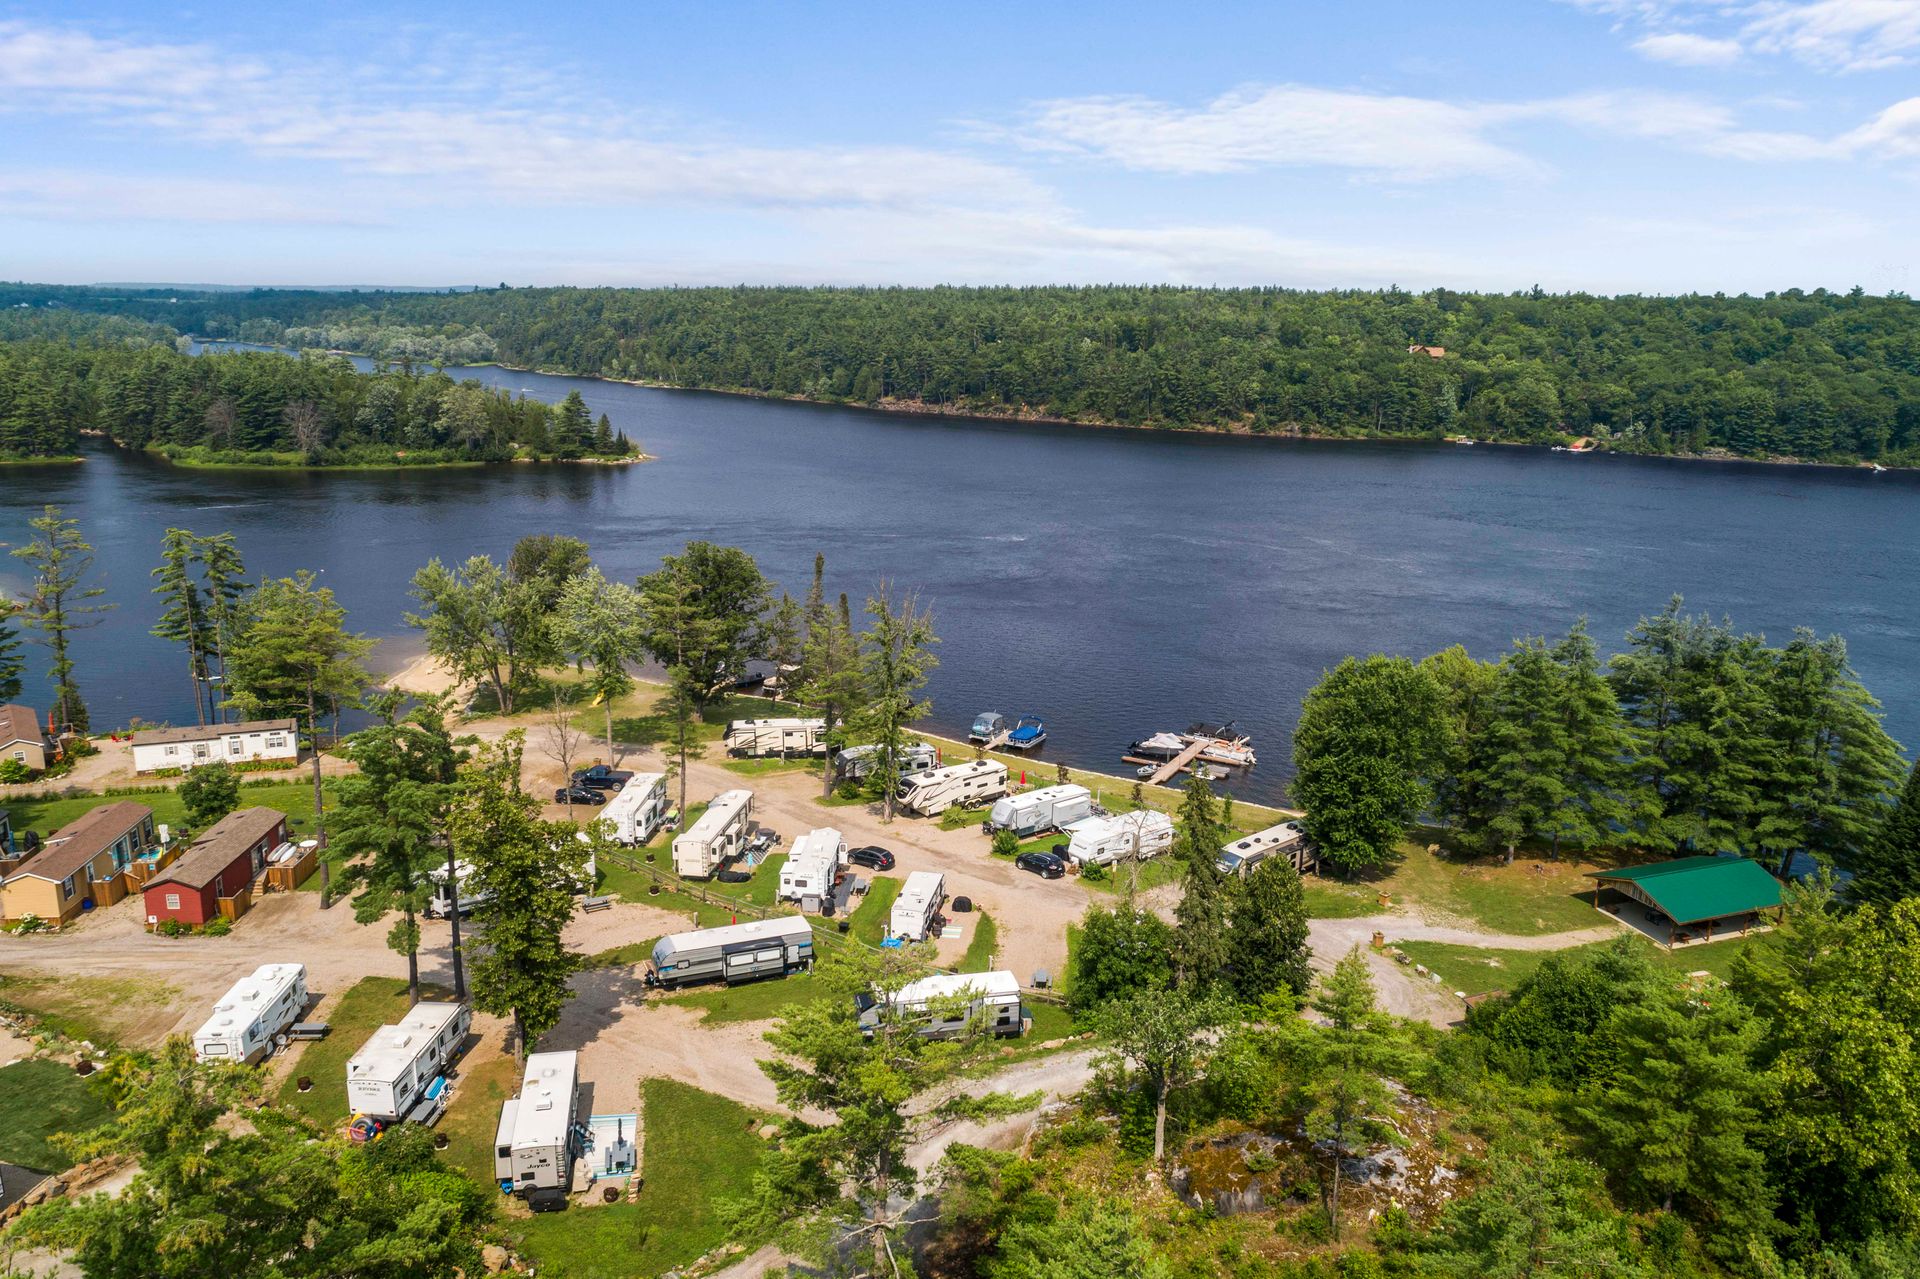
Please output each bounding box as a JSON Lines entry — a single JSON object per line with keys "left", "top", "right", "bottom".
{"left": 1302, "top": 878, "right": 1380, "bottom": 918}
{"left": 1391, "top": 933, "right": 1755, "bottom": 999}
{"left": 1080, "top": 855, "right": 1185, "bottom": 896}
{"left": 1373, "top": 838, "right": 1633, "bottom": 936}
{"left": 959, "top": 913, "right": 998, "bottom": 972}
{"left": 666, "top": 971, "right": 832, "bottom": 1025}
{"left": 721, "top": 756, "right": 816, "bottom": 778}
{"left": 0, "top": 973, "right": 182, "bottom": 1049}
{"left": 2, "top": 779, "right": 340, "bottom": 846}
{"left": 0, "top": 1059, "right": 113, "bottom": 1172}
{"left": 848, "top": 875, "right": 902, "bottom": 946}
{"left": 436, "top": 1051, "right": 521, "bottom": 1185}
{"left": 275, "top": 976, "right": 427, "bottom": 1124}
{"left": 509, "top": 1078, "right": 772, "bottom": 1279}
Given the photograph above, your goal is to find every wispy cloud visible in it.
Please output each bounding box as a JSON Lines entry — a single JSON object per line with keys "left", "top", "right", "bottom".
{"left": 1634, "top": 31, "right": 1746, "bottom": 64}
{"left": 0, "top": 171, "right": 373, "bottom": 225}
{"left": 1567, "top": 0, "right": 1920, "bottom": 73}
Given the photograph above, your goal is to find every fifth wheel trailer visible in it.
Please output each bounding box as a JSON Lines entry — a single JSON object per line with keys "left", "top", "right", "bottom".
{"left": 983, "top": 784, "right": 1092, "bottom": 838}
{"left": 493, "top": 1050, "right": 583, "bottom": 1199}
{"left": 889, "top": 870, "right": 946, "bottom": 942}
{"left": 856, "top": 970, "right": 1026, "bottom": 1040}
{"left": 193, "top": 963, "right": 308, "bottom": 1064}
{"left": 672, "top": 789, "right": 754, "bottom": 878}
{"left": 725, "top": 718, "right": 828, "bottom": 757}
{"left": 1064, "top": 809, "right": 1175, "bottom": 866}
{"left": 346, "top": 1000, "right": 471, "bottom": 1122}
{"left": 598, "top": 772, "right": 669, "bottom": 845}
{"left": 895, "top": 760, "right": 1008, "bottom": 817}
{"left": 832, "top": 742, "right": 937, "bottom": 782}
{"left": 646, "top": 915, "right": 815, "bottom": 989}
{"left": 1216, "top": 821, "right": 1314, "bottom": 877}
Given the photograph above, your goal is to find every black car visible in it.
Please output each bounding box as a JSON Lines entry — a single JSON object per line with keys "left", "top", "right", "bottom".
{"left": 553, "top": 785, "right": 606, "bottom": 806}
{"left": 847, "top": 845, "right": 896, "bottom": 871}
{"left": 1015, "top": 851, "right": 1067, "bottom": 879}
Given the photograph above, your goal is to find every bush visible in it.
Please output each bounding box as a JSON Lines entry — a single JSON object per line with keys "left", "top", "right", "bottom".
{"left": 0, "top": 758, "right": 33, "bottom": 784}
{"left": 991, "top": 829, "right": 1020, "bottom": 858}
{"left": 155, "top": 918, "right": 188, "bottom": 937}
{"left": 6, "top": 913, "right": 48, "bottom": 934}
{"left": 179, "top": 761, "right": 241, "bottom": 829}
{"left": 201, "top": 917, "right": 232, "bottom": 937}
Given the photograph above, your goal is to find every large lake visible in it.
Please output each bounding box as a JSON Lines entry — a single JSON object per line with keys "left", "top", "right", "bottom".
{"left": 3, "top": 346, "right": 1916, "bottom": 805}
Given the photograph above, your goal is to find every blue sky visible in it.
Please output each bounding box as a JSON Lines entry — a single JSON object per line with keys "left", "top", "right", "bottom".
{"left": 1, "top": 0, "right": 1917, "bottom": 292}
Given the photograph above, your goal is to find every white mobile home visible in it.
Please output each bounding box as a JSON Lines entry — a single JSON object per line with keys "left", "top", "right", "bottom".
{"left": 598, "top": 773, "right": 669, "bottom": 845}
{"left": 833, "top": 742, "right": 938, "bottom": 782}
{"left": 672, "top": 789, "right": 754, "bottom": 878}
{"left": 131, "top": 718, "right": 298, "bottom": 774}
{"left": 345, "top": 1001, "right": 471, "bottom": 1122}
{"left": 895, "top": 760, "right": 1009, "bottom": 816}
{"left": 193, "top": 962, "right": 308, "bottom": 1064}
{"left": 1065, "top": 809, "right": 1175, "bottom": 866}
{"left": 724, "top": 718, "right": 827, "bottom": 758}
{"left": 984, "top": 784, "right": 1093, "bottom": 838}
{"left": 888, "top": 870, "right": 946, "bottom": 942}
{"left": 646, "top": 916, "right": 814, "bottom": 989}
{"left": 778, "top": 828, "right": 847, "bottom": 908}
{"left": 1216, "top": 821, "right": 1314, "bottom": 877}
{"left": 493, "top": 1050, "right": 581, "bottom": 1197}
{"left": 856, "top": 970, "right": 1025, "bottom": 1040}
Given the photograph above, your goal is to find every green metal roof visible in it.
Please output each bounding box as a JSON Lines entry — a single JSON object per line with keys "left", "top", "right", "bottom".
{"left": 1586, "top": 856, "right": 1783, "bottom": 925}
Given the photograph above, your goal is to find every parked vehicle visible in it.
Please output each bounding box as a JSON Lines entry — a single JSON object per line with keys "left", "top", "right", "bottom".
{"left": 424, "top": 859, "right": 491, "bottom": 919}
{"left": 596, "top": 772, "right": 669, "bottom": 845}
{"left": 724, "top": 718, "right": 828, "bottom": 758}
{"left": 1003, "top": 716, "right": 1047, "bottom": 751}
{"left": 494, "top": 1050, "right": 583, "bottom": 1201}
{"left": 778, "top": 828, "right": 847, "bottom": 908}
{"left": 896, "top": 760, "right": 1009, "bottom": 816}
{"left": 847, "top": 845, "right": 896, "bottom": 871}
{"left": 983, "top": 784, "right": 1093, "bottom": 838}
{"left": 346, "top": 1001, "right": 471, "bottom": 1124}
{"left": 646, "top": 916, "right": 815, "bottom": 989}
{"left": 194, "top": 963, "right": 308, "bottom": 1064}
{"left": 1015, "top": 851, "right": 1067, "bottom": 879}
{"left": 969, "top": 711, "right": 1008, "bottom": 743}
{"left": 1216, "top": 820, "right": 1313, "bottom": 877}
{"left": 672, "top": 789, "right": 754, "bottom": 878}
{"left": 856, "top": 970, "right": 1026, "bottom": 1040}
{"left": 570, "top": 764, "right": 633, "bottom": 792}
{"left": 1064, "top": 810, "right": 1175, "bottom": 867}
{"left": 889, "top": 870, "right": 947, "bottom": 941}
{"left": 553, "top": 785, "right": 606, "bottom": 806}
{"left": 833, "top": 741, "right": 937, "bottom": 781}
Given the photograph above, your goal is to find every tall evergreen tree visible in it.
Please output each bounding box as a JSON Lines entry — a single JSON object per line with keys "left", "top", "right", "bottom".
{"left": 1422, "top": 644, "right": 1499, "bottom": 830}
{"left": 0, "top": 596, "right": 23, "bottom": 703}
{"left": 1851, "top": 759, "right": 1920, "bottom": 906}
{"left": 1470, "top": 639, "right": 1566, "bottom": 864}
{"left": 850, "top": 582, "right": 938, "bottom": 821}
{"left": 1545, "top": 619, "right": 1640, "bottom": 854}
{"left": 1171, "top": 773, "right": 1234, "bottom": 989}
{"left": 150, "top": 527, "right": 215, "bottom": 727}
{"left": 1226, "top": 857, "right": 1313, "bottom": 1003}
{"left": 10, "top": 504, "right": 113, "bottom": 732}
{"left": 797, "top": 561, "right": 865, "bottom": 799}
{"left": 196, "top": 532, "right": 249, "bottom": 723}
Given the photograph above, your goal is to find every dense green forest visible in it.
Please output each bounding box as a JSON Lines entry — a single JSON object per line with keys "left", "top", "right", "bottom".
{"left": 0, "top": 312, "right": 634, "bottom": 465}
{"left": 5, "top": 281, "right": 1918, "bottom": 462}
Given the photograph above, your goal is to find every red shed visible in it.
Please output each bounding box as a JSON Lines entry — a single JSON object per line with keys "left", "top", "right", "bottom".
{"left": 143, "top": 807, "right": 289, "bottom": 928}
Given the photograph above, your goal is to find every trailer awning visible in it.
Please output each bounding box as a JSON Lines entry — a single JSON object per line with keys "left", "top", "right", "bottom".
{"left": 1586, "top": 856, "right": 1783, "bottom": 925}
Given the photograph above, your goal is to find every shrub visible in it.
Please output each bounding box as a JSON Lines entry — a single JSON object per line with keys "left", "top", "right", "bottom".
{"left": 7, "top": 913, "right": 48, "bottom": 934}
{"left": 155, "top": 918, "right": 188, "bottom": 937}
{"left": 201, "top": 917, "right": 233, "bottom": 937}
{"left": 991, "top": 829, "right": 1020, "bottom": 858}
{"left": 0, "top": 758, "right": 33, "bottom": 784}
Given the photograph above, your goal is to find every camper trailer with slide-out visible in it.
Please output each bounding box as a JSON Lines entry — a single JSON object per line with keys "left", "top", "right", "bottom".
{"left": 1065, "top": 809, "right": 1175, "bottom": 866}
{"left": 895, "top": 760, "right": 1008, "bottom": 817}
{"left": 672, "top": 789, "right": 754, "bottom": 878}
{"left": 1216, "top": 821, "right": 1314, "bottom": 877}
{"left": 833, "top": 742, "right": 938, "bottom": 782}
{"left": 856, "top": 970, "right": 1026, "bottom": 1040}
{"left": 345, "top": 1001, "right": 471, "bottom": 1123}
{"left": 493, "top": 1050, "right": 582, "bottom": 1199}
{"left": 598, "top": 772, "right": 669, "bottom": 845}
{"left": 724, "top": 718, "right": 827, "bottom": 758}
{"left": 889, "top": 870, "right": 946, "bottom": 942}
{"left": 983, "top": 784, "right": 1093, "bottom": 838}
{"left": 424, "top": 860, "right": 490, "bottom": 919}
{"left": 646, "top": 915, "right": 815, "bottom": 989}
{"left": 193, "top": 963, "right": 308, "bottom": 1064}
{"left": 778, "top": 828, "right": 847, "bottom": 908}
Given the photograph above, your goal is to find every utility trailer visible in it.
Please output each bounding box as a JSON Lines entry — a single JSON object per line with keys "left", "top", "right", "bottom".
{"left": 494, "top": 1050, "right": 583, "bottom": 1200}
{"left": 1216, "top": 820, "right": 1314, "bottom": 877}
{"left": 1064, "top": 809, "right": 1175, "bottom": 866}
{"left": 983, "top": 784, "right": 1093, "bottom": 838}
{"left": 833, "top": 742, "right": 937, "bottom": 782}
{"left": 646, "top": 915, "right": 815, "bottom": 989}
{"left": 193, "top": 963, "right": 308, "bottom": 1064}
{"left": 672, "top": 789, "right": 754, "bottom": 878}
{"left": 856, "top": 970, "right": 1026, "bottom": 1040}
{"left": 778, "top": 828, "right": 847, "bottom": 909}
{"left": 345, "top": 1001, "right": 471, "bottom": 1124}
{"left": 889, "top": 870, "right": 947, "bottom": 942}
{"left": 598, "top": 772, "right": 669, "bottom": 845}
{"left": 895, "top": 760, "right": 1009, "bottom": 817}
{"left": 724, "top": 718, "right": 828, "bottom": 758}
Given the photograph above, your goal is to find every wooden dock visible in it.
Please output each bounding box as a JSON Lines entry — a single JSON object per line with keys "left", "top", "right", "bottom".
{"left": 979, "top": 729, "right": 1012, "bottom": 751}
{"left": 1129, "top": 738, "right": 1209, "bottom": 786}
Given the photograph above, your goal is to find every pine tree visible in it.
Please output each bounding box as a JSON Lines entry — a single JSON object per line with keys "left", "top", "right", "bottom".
{"left": 1546, "top": 619, "right": 1639, "bottom": 854}
{"left": 1299, "top": 947, "right": 1398, "bottom": 1241}
{"left": 797, "top": 564, "right": 864, "bottom": 800}
{"left": 0, "top": 597, "right": 23, "bottom": 702}
{"left": 849, "top": 582, "right": 938, "bottom": 821}
{"left": 549, "top": 389, "right": 592, "bottom": 459}
{"left": 1851, "top": 759, "right": 1920, "bottom": 906}
{"left": 10, "top": 505, "right": 113, "bottom": 732}
{"left": 151, "top": 528, "right": 215, "bottom": 727}
{"left": 1470, "top": 639, "right": 1567, "bottom": 864}
{"left": 1227, "top": 857, "right": 1312, "bottom": 1003}
{"left": 1172, "top": 773, "right": 1234, "bottom": 989}
{"left": 591, "top": 412, "right": 615, "bottom": 454}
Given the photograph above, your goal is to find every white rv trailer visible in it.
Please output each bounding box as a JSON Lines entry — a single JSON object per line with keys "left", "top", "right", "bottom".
{"left": 888, "top": 870, "right": 947, "bottom": 942}
{"left": 646, "top": 916, "right": 815, "bottom": 989}
{"left": 724, "top": 718, "right": 828, "bottom": 758}
{"left": 832, "top": 741, "right": 938, "bottom": 782}
{"left": 672, "top": 789, "right": 754, "bottom": 878}
{"left": 423, "top": 859, "right": 491, "bottom": 919}
{"left": 1065, "top": 809, "right": 1176, "bottom": 866}
{"left": 345, "top": 1001, "right": 472, "bottom": 1122}
{"left": 1216, "top": 820, "right": 1313, "bottom": 877}
{"left": 778, "top": 828, "right": 847, "bottom": 907}
{"left": 493, "top": 1050, "right": 582, "bottom": 1196}
{"left": 895, "top": 760, "right": 1009, "bottom": 817}
{"left": 983, "top": 784, "right": 1093, "bottom": 838}
{"left": 597, "top": 772, "right": 669, "bottom": 846}
{"left": 193, "top": 963, "right": 308, "bottom": 1064}
{"left": 856, "top": 970, "right": 1026, "bottom": 1040}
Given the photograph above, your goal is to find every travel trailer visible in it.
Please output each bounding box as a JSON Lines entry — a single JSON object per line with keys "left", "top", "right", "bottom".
{"left": 889, "top": 870, "right": 947, "bottom": 942}
{"left": 598, "top": 772, "right": 669, "bottom": 845}
{"left": 778, "top": 828, "right": 847, "bottom": 909}
{"left": 833, "top": 741, "right": 937, "bottom": 782}
{"left": 895, "top": 760, "right": 1009, "bottom": 817}
{"left": 983, "top": 784, "right": 1093, "bottom": 838}
{"left": 856, "top": 970, "right": 1026, "bottom": 1040}
{"left": 724, "top": 718, "right": 827, "bottom": 758}
{"left": 1065, "top": 809, "right": 1175, "bottom": 866}
{"left": 493, "top": 1051, "right": 583, "bottom": 1199}
{"left": 192, "top": 963, "right": 308, "bottom": 1064}
{"left": 346, "top": 1001, "right": 471, "bottom": 1122}
{"left": 1216, "top": 821, "right": 1314, "bottom": 877}
{"left": 423, "top": 859, "right": 490, "bottom": 919}
{"left": 672, "top": 789, "right": 754, "bottom": 878}
{"left": 646, "top": 916, "right": 815, "bottom": 989}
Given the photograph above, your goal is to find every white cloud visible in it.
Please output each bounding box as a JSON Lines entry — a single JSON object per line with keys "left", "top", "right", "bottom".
{"left": 1745, "top": 0, "right": 1920, "bottom": 71}
{"left": 1633, "top": 31, "right": 1746, "bottom": 63}
{"left": 0, "top": 171, "right": 371, "bottom": 225}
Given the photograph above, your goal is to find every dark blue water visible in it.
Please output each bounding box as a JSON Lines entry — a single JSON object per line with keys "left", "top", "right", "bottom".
{"left": 2, "top": 344, "right": 1916, "bottom": 804}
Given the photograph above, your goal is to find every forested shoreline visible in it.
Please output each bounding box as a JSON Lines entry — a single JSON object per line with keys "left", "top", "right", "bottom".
{"left": 5, "top": 281, "right": 1918, "bottom": 465}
